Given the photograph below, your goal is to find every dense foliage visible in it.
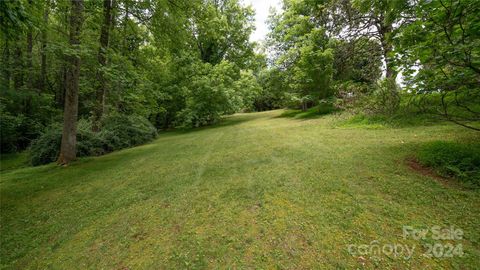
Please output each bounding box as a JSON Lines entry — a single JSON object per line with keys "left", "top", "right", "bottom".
{"left": 417, "top": 141, "right": 480, "bottom": 187}
{"left": 0, "top": 0, "right": 262, "bottom": 163}
{"left": 30, "top": 115, "right": 156, "bottom": 165}
{"left": 396, "top": 0, "right": 480, "bottom": 130}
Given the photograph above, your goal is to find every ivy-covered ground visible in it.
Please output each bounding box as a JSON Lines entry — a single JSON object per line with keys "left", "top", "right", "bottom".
{"left": 1, "top": 110, "right": 479, "bottom": 269}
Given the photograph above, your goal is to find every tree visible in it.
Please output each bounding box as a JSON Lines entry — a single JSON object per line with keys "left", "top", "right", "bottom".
{"left": 396, "top": 0, "right": 480, "bottom": 131}
{"left": 332, "top": 37, "right": 382, "bottom": 84}
{"left": 92, "top": 0, "right": 114, "bottom": 131}
{"left": 39, "top": 0, "right": 49, "bottom": 92}
{"left": 255, "top": 67, "right": 288, "bottom": 111}
{"left": 290, "top": 29, "right": 334, "bottom": 110}
{"left": 1, "top": 0, "right": 265, "bottom": 155}
{"left": 26, "top": 0, "right": 34, "bottom": 91}
{"left": 192, "top": 0, "right": 255, "bottom": 68}
{"left": 330, "top": 0, "right": 410, "bottom": 79}
{"left": 57, "top": 0, "right": 84, "bottom": 165}
{"left": 267, "top": 0, "right": 334, "bottom": 110}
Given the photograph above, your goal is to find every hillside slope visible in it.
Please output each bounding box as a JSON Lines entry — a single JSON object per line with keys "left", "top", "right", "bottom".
{"left": 1, "top": 110, "right": 479, "bottom": 269}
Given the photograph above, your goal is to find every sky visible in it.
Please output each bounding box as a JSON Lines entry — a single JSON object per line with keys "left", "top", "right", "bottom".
{"left": 242, "top": 0, "right": 283, "bottom": 42}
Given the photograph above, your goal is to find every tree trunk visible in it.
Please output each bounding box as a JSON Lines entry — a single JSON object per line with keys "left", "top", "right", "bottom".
{"left": 56, "top": 65, "right": 67, "bottom": 108}
{"left": 26, "top": 0, "right": 33, "bottom": 91}
{"left": 382, "top": 41, "right": 395, "bottom": 79}
{"left": 1, "top": 39, "right": 10, "bottom": 91}
{"left": 57, "top": 0, "right": 84, "bottom": 165}
{"left": 92, "top": 0, "right": 113, "bottom": 131}
{"left": 13, "top": 42, "right": 23, "bottom": 90}
{"left": 110, "top": 0, "right": 117, "bottom": 31}
{"left": 55, "top": 2, "right": 69, "bottom": 109}
{"left": 379, "top": 26, "right": 396, "bottom": 80}
{"left": 40, "top": 0, "right": 49, "bottom": 92}
{"left": 122, "top": 2, "right": 129, "bottom": 54}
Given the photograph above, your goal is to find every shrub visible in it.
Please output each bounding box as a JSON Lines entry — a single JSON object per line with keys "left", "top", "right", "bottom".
{"left": 318, "top": 97, "right": 338, "bottom": 115}
{"left": 333, "top": 81, "right": 373, "bottom": 111}
{"left": 0, "top": 109, "right": 24, "bottom": 153}
{"left": 0, "top": 105, "right": 45, "bottom": 153}
{"left": 29, "top": 115, "right": 157, "bottom": 166}
{"left": 417, "top": 141, "right": 480, "bottom": 187}
{"left": 366, "top": 78, "right": 401, "bottom": 115}
{"left": 1, "top": 93, "right": 62, "bottom": 153}
{"left": 174, "top": 61, "right": 261, "bottom": 128}
{"left": 255, "top": 68, "right": 287, "bottom": 111}
{"left": 29, "top": 123, "right": 62, "bottom": 166}
{"left": 99, "top": 114, "right": 157, "bottom": 151}
{"left": 30, "top": 120, "right": 103, "bottom": 166}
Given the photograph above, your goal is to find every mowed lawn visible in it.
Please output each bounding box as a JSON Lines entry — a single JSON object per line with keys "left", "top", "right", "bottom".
{"left": 1, "top": 110, "right": 479, "bottom": 269}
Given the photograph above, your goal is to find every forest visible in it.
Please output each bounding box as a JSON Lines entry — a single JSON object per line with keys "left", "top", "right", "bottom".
{"left": 0, "top": 0, "right": 479, "bottom": 268}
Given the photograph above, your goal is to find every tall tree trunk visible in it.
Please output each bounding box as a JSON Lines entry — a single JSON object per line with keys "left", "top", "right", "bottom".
{"left": 1, "top": 39, "right": 10, "bottom": 91}
{"left": 40, "top": 0, "right": 49, "bottom": 92}
{"left": 26, "top": 0, "right": 33, "bottom": 91}
{"left": 122, "top": 2, "right": 129, "bottom": 54}
{"left": 381, "top": 40, "right": 395, "bottom": 79}
{"left": 56, "top": 2, "right": 69, "bottom": 109}
{"left": 13, "top": 41, "right": 23, "bottom": 90}
{"left": 57, "top": 0, "right": 84, "bottom": 165}
{"left": 111, "top": 0, "right": 117, "bottom": 30}
{"left": 378, "top": 25, "right": 396, "bottom": 80}
{"left": 56, "top": 66, "right": 67, "bottom": 108}
{"left": 92, "top": 0, "right": 113, "bottom": 131}
{"left": 24, "top": 0, "right": 34, "bottom": 116}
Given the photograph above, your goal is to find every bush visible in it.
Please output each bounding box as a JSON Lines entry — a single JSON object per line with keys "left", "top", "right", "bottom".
{"left": 0, "top": 106, "right": 45, "bottom": 153}
{"left": 255, "top": 68, "right": 287, "bottom": 111}
{"left": 366, "top": 78, "right": 400, "bottom": 115}
{"left": 318, "top": 97, "right": 338, "bottom": 115}
{"left": 30, "top": 120, "right": 103, "bottom": 166}
{"left": 29, "top": 115, "right": 157, "bottom": 166}
{"left": 173, "top": 61, "right": 262, "bottom": 128}
{"left": 99, "top": 114, "right": 157, "bottom": 151}
{"left": 1, "top": 93, "right": 62, "bottom": 153}
{"left": 333, "top": 81, "right": 373, "bottom": 111}
{"left": 0, "top": 110, "right": 24, "bottom": 153}
{"left": 417, "top": 141, "right": 480, "bottom": 187}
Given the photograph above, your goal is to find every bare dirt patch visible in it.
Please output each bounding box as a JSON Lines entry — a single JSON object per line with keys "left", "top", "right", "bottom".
{"left": 405, "top": 157, "right": 462, "bottom": 189}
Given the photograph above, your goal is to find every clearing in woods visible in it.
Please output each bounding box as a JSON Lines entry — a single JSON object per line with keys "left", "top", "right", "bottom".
{"left": 1, "top": 110, "right": 479, "bottom": 269}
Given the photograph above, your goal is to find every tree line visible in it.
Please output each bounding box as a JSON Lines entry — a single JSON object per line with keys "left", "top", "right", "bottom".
{"left": 1, "top": 0, "right": 479, "bottom": 165}
{"left": 260, "top": 0, "right": 479, "bottom": 128}
{"left": 1, "top": 0, "right": 262, "bottom": 164}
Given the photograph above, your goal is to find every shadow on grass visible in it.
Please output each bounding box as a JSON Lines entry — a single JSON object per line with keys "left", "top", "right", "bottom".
{"left": 158, "top": 113, "right": 257, "bottom": 137}
{"left": 338, "top": 113, "right": 446, "bottom": 129}
{"left": 0, "top": 152, "right": 29, "bottom": 172}
{"left": 275, "top": 105, "right": 338, "bottom": 120}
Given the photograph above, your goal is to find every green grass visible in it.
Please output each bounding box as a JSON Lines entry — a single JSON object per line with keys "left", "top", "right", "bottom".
{"left": 1, "top": 110, "right": 479, "bottom": 269}
{"left": 0, "top": 152, "right": 29, "bottom": 172}
{"left": 338, "top": 112, "right": 442, "bottom": 129}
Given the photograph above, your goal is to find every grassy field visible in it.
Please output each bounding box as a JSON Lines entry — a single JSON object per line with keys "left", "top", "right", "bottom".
{"left": 1, "top": 110, "right": 479, "bottom": 269}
